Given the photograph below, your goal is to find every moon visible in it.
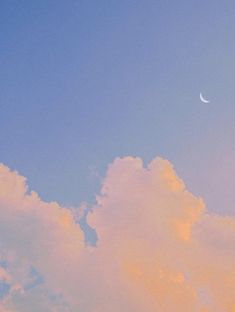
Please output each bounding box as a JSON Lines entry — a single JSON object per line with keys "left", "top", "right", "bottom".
{"left": 200, "top": 93, "right": 210, "bottom": 103}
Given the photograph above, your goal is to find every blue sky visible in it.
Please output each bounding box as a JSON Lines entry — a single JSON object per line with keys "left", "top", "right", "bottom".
{"left": 1, "top": 0, "right": 234, "bottom": 214}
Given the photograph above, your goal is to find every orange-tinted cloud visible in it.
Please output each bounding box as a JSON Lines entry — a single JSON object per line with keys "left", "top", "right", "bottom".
{"left": 87, "top": 157, "right": 235, "bottom": 311}
{"left": 0, "top": 158, "right": 234, "bottom": 311}
{"left": 0, "top": 164, "right": 84, "bottom": 311}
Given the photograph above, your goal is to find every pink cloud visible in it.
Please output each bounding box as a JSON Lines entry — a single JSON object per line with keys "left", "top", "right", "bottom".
{"left": 0, "top": 158, "right": 234, "bottom": 311}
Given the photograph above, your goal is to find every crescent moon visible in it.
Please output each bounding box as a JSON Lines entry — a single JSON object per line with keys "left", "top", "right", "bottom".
{"left": 200, "top": 93, "right": 210, "bottom": 103}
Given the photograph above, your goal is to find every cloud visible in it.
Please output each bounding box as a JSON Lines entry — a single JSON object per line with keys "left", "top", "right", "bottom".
{"left": 0, "top": 158, "right": 234, "bottom": 311}
{"left": 0, "top": 164, "right": 84, "bottom": 311}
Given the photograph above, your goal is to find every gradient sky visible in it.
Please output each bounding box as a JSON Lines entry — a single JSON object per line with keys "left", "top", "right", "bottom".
{"left": 1, "top": 0, "right": 235, "bottom": 216}
{"left": 1, "top": 2, "right": 235, "bottom": 311}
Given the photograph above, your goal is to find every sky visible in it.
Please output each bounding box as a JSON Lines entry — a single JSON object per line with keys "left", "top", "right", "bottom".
{"left": 0, "top": 1, "right": 235, "bottom": 311}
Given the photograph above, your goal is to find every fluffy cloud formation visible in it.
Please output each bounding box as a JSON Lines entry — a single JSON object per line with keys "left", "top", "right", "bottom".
{"left": 0, "top": 158, "right": 234, "bottom": 311}
{"left": 0, "top": 164, "right": 84, "bottom": 311}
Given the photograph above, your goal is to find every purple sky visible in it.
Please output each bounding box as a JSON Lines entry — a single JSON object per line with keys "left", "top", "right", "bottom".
{"left": 1, "top": 0, "right": 234, "bottom": 215}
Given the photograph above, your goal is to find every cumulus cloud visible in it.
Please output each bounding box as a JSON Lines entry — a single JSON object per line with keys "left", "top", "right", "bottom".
{"left": 0, "top": 164, "right": 84, "bottom": 311}
{"left": 0, "top": 158, "right": 234, "bottom": 311}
